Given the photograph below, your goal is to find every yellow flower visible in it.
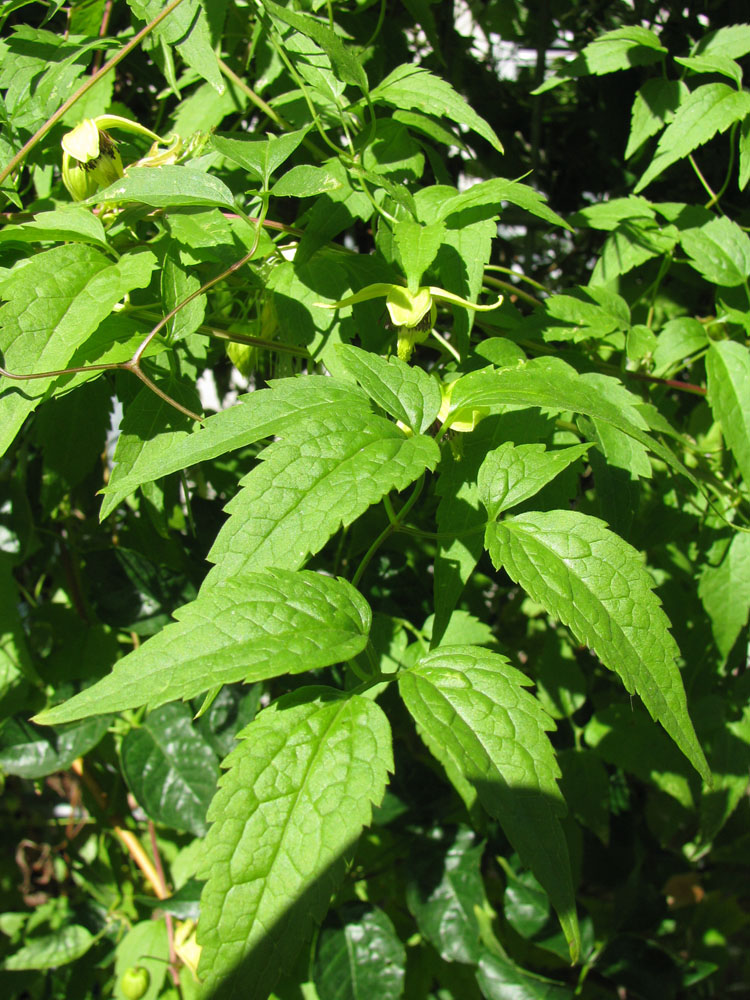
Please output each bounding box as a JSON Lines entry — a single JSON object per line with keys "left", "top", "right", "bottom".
{"left": 61, "top": 115, "right": 163, "bottom": 201}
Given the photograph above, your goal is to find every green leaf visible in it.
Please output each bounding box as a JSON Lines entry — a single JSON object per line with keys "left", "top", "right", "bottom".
{"left": 336, "top": 344, "right": 442, "bottom": 434}
{"left": 572, "top": 195, "right": 655, "bottom": 230}
{"left": 696, "top": 23, "right": 750, "bottom": 60}
{"left": 33, "top": 570, "right": 371, "bottom": 724}
{"left": 699, "top": 697, "right": 750, "bottom": 845}
{"left": 161, "top": 245, "right": 205, "bottom": 340}
{"left": 89, "top": 166, "right": 236, "bottom": 209}
{"left": 584, "top": 704, "right": 694, "bottom": 809}
{"left": 674, "top": 54, "right": 743, "bottom": 87}
{"left": 557, "top": 748, "right": 610, "bottom": 844}
{"left": 100, "top": 377, "right": 370, "bottom": 518}
{"left": 372, "top": 64, "right": 503, "bottom": 154}
{"left": 392, "top": 219, "right": 446, "bottom": 291}
{"left": 699, "top": 532, "right": 750, "bottom": 659}
{"left": 204, "top": 408, "right": 439, "bottom": 584}
{"left": 625, "top": 79, "right": 689, "bottom": 159}
{"left": 635, "top": 84, "right": 750, "bottom": 192}
{"left": 679, "top": 215, "right": 750, "bottom": 287}
{"left": 212, "top": 128, "right": 310, "bottom": 184}
{"left": 121, "top": 702, "right": 219, "bottom": 836}
{"left": 652, "top": 317, "right": 708, "bottom": 376}
{"left": 127, "top": 0, "right": 224, "bottom": 93}
{"left": 0, "top": 246, "right": 156, "bottom": 459}
{"left": 0, "top": 205, "right": 109, "bottom": 249}
{"left": 740, "top": 117, "right": 750, "bottom": 191}
{"left": 1, "top": 925, "right": 94, "bottom": 970}
{"left": 406, "top": 825, "right": 486, "bottom": 964}
{"left": 0, "top": 716, "right": 111, "bottom": 777}
{"left": 502, "top": 862, "right": 550, "bottom": 939}
{"left": 315, "top": 904, "right": 406, "bottom": 1000}
{"left": 706, "top": 340, "right": 750, "bottom": 485}
{"left": 196, "top": 688, "right": 392, "bottom": 1000}
{"left": 0, "top": 556, "right": 36, "bottom": 714}
{"left": 439, "top": 177, "right": 570, "bottom": 231}
{"left": 398, "top": 645, "right": 580, "bottom": 962}
{"left": 478, "top": 442, "right": 591, "bottom": 520}
{"left": 590, "top": 219, "right": 679, "bottom": 284}
{"left": 262, "top": 0, "right": 368, "bottom": 94}
{"left": 444, "top": 357, "right": 692, "bottom": 484}
{"left": 579, "top": 25, "right": 666, "bottom": 75}
{"left": 271, "top": 164, "right": 342, "bottom": 198}
{"left": 485, "top": 510, "right": 710, "bottom": 782}
{"left": 477, "top": 950, "right": 574, "bottom": 1000}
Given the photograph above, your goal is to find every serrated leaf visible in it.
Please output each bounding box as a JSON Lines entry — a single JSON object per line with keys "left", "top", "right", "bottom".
{"left": 444, "top": 356, "right": 693, "bottom": 485}
{"left": 406, "top": 825, "right": 486, "bottom": 964}
{"left": 625, "top": 79, "right": 688, "bottom": 159}
{"left": 572, "top": 195, "right": 655, "bottom": 231}
{"left": 315, "top": 904, "right": 406, "bottom": 1000}
{"left": 706, "top": 340, "right": 750, "bottom": 484}
{"left": 485, "top": 510, "right": 710, "bottom": 781}
{"left": 398, "top": 645, "right": 580, "bottom": 961}
{"left": 196, "top": 687, "right": 392, "bottom": 1000}
{"left": 699, "top": 532, "right": 750, "bottom": 658}
{"left": 478, "top": 442, "right": 590, "bottom": 520}
{"left": 696, "top": 23, "right": 750, "bottom": 60}
{"left": 127, "top": 0, "right": 224, "bottom": 93}
{"left": 89, "top": 166, "right": 236, "bottom": 209}
{"left": 679, "top": 215, "right": 750, "bottom": 287}
{"left": 635, "top": 84, "right": 750, "bottom": 192}
{"left": 0, "top": 246, "right": 156, "bottom": 458}
{"left": 121, "top": 702, "right": 219, "bottom": 836}
{"left": 33, "top": 570, "right": 370, "bottom": 724}
{"left": 372, "top": 64, "right": 503, "bottom": 154}
{"left": 439, "top": 177, "right": 569, "bottom": 230}
{"left": 212, "top": 128, "right": 310, "bottom": 184}
{"left": 271, "top": 164, "right": 342, "bottom": 198}
{"left": 699, "top": 697, "right": 750, "bottom": 844}
{"left": 336, "top": 344, "right": 441, "bottom": 433}
{"left": 652, "top": 317, "right": 708, "bottom": 376}
{"left": 100, "top": 377, "right": 370, "bottom": 518}
{"left": 591, "top": 219, "right": 679, "bottom": 284}
{"left": 204, "top": 408, "right": 439, "bottom": 584}
{"left": 579, "top": 25, "right": 666, "bottom": 74}
{"left": 262, "top": 0, "right": 368, "bottom": 93}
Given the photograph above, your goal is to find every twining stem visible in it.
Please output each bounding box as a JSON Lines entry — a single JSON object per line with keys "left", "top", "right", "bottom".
{"left": 1, "top": 201, "right": 270, "bottom": 423}
{"left": 0, "top": 0, "right": 188, "bottom": 188}
{"left": 71, "top": 758, "right": 167, "bottom": 901}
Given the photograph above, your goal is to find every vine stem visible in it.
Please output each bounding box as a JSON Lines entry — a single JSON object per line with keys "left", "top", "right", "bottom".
{"left": 1, "top": 199, "right": 270, "bottom": 423}
{"left": 351, "top": 474, "right": 426, "bottom": 588}
{"left": 71, "top": 758, "right": 167, "bottom": 901}
{"left": 0, "top": 0, "right": 188, "bottom": 188}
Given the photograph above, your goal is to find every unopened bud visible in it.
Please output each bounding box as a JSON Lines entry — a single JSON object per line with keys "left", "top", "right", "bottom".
{"left": 61, "top": 120, "right": 123, "bottom": 201}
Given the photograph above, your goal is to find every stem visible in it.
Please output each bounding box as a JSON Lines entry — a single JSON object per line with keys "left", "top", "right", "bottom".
{"left": 0, "top": 0, "right": 188, "bottom": 188}
{"left": 217, "top": 57, "right": 288, "bottom": 129}
{"left": 71, "top": 758, "right": 167, "bottom": 900}
{"left": 351, "top": 475, "right": 426, "bottom": 588}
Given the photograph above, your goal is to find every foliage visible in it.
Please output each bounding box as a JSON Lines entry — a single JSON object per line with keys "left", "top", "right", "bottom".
{"left": 1, "top": 2, "right": 750, "bottom": 998}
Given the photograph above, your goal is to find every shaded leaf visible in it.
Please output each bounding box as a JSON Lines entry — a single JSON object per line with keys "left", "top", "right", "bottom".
{"left": 196, "top": 687, "right": 392, "bottom": 1000}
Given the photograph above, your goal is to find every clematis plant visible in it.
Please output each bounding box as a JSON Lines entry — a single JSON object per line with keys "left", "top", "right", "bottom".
{"left": 61, "top": 114, "right": 163, "bottom": 200}
{"left": 316, "top": 283, "right": 503, "bottom": 361}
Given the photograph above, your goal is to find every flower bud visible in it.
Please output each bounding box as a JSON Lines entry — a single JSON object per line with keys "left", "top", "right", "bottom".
{"left": 61, "top": 120, "right": 123, "bottom": 201}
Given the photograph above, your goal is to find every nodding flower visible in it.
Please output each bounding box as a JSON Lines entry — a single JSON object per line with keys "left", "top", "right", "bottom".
{"left": 315, "top": 283, "right": 503, "bottom": 362}
{"left": 60, "top": 115, "right": 164, "bottom": 201}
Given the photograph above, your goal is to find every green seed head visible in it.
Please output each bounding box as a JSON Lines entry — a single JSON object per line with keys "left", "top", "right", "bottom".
{"left": 61, "top": 121, "right": 123, "bottom": 201}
